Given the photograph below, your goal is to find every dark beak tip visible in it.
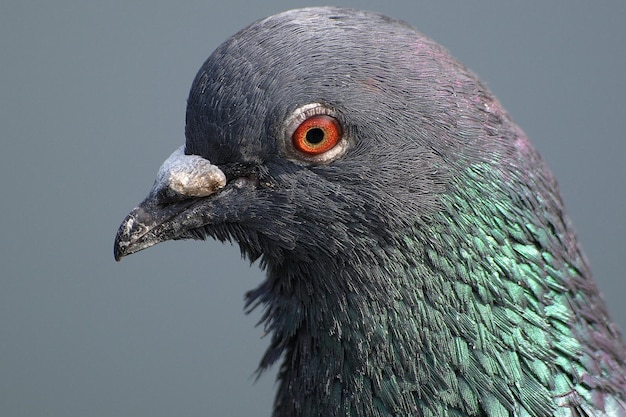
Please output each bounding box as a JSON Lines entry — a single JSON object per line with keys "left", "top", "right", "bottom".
{"left": 113, "top": 192, "right": 200, "bottom": 262}
{"left": 113, "top": 217, "right": 135, "bottom": 262}
{"left": 113, "top": 233, "right": 125, "bottom": 262}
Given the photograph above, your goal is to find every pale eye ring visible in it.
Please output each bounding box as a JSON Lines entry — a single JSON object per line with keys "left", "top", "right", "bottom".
{"left": 282, "top": 103, "right": 349, "bottom": 163}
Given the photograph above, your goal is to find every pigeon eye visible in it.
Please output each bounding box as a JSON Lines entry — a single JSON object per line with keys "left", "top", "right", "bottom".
{"left": 283, "top": 103, "right": 348, "bottom": 163}
{"left": 292, "top": 115, "right": 342, "bottom": 156}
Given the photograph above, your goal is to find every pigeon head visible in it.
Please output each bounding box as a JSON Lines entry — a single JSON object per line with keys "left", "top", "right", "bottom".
{"left": 116, "top": 7, "right": 508, "bottom": 265}
{"left": 114, "top": 7, "right": 626, "bottom": 417}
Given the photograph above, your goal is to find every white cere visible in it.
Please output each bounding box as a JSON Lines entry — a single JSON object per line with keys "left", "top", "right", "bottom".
{"left": 154, "top": 146, "right": 226, "bottom": 197}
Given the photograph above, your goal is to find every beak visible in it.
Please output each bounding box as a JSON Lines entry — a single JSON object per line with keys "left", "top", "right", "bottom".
{"left": 114, "top": 146, "right": 227, "bottom": 261}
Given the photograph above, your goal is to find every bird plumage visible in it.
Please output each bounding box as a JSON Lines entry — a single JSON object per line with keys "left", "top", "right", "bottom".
{"left": 114, "top": 7, "right": 626, "bottom": 416}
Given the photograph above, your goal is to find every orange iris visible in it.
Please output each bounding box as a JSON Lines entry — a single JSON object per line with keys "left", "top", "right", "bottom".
{"left": 292, "top": 115, "right": 342, "bottom": 155}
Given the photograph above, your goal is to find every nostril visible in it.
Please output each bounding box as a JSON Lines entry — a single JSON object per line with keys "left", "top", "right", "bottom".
{"left": 152, "top": 187, "right": 193, "bottom": 207}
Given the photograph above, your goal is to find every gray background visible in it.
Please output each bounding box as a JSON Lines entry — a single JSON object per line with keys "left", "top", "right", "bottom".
{"left": 1, "top": 1, "right": 625, "bottom": 416}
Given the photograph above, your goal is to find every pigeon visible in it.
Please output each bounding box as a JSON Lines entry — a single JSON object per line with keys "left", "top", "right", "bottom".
{"left": 114, "top": 7, "right": 626, "bottom": 417}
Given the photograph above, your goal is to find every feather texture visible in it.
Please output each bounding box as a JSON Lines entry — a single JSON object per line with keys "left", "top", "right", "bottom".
{"left": 115, "top": 7, "right": 626, "bottom": 416}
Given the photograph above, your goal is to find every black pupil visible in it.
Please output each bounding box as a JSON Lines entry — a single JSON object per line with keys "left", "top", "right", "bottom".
{"left": 306, "top": 128, "right": 325, "bottom": 144}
